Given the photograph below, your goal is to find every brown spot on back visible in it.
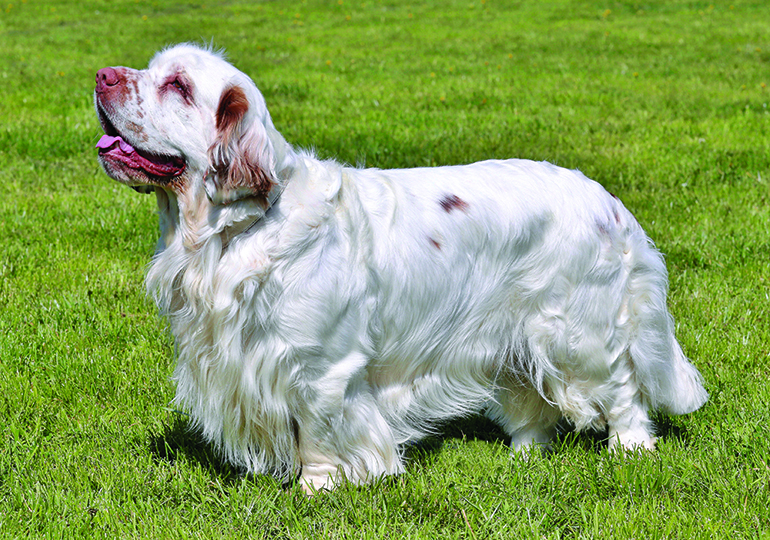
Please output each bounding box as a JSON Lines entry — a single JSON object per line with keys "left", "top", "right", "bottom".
{"left": 439, "top": 194, "right": 469, "bottom": 213}
{"left": 597, "top": 221, "right": 609, "bottom": 235}
{"left": 429, "top": 237, "right": 441, "bottom": 250}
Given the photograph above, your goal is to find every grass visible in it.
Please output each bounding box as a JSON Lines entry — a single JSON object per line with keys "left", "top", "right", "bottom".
{"left": 1, "top": 0, "right": 769, "bottom": 537}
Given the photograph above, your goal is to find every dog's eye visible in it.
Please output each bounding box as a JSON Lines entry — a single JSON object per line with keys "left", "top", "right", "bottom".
{"left": 166, "top": 77, "right": 188, "bottom": 98}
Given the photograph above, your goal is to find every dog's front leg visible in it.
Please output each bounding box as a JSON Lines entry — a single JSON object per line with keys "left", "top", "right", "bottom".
{"left": 291, "top": 352, "right": 403, "bottom": 493}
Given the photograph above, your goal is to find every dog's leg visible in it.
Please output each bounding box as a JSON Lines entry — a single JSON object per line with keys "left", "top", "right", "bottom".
{"left": 486, "top": 382, "right": 561, "bottom": 456}
{"left": 606, "top": 354, "right": 656, "bottom": 451}
{"left": 510, "top": 424, "right": 559, "bottom": 455}
{"left": 607, "top": 404, "right": 657, "bottom": 451}
{"left": 606, "top": 398, "right": 657, "bottom": 451}
{"left": 293, "top": 354, "right": 403, "bottom": 493}
{"left": 296, "top": 399, "right": 403, "bottom": 493}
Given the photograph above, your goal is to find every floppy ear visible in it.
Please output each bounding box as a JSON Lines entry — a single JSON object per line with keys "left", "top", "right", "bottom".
{"left": 206, "top": 84, "right": 276, "bottom": 204}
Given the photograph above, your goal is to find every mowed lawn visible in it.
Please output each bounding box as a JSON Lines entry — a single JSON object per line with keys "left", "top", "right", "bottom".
{"left": 1, "top": 0, "right": 769, "bottom": 537}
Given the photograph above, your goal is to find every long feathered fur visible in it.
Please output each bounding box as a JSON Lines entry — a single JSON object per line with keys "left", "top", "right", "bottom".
{"left": 95, "top": 43, "right": 708, "bottom": 492}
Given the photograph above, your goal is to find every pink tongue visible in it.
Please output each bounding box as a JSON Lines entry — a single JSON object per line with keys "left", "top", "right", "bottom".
{"left": 96, "top": 134, "right": 135, "bottom": 154}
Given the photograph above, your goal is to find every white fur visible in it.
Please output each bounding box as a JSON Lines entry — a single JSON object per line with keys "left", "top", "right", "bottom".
{"left": 95, "top": 44, "right": 708, "bottom": 492}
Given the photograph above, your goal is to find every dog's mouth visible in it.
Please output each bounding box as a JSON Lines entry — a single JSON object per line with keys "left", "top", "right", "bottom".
{"left": 96, "top": 104, "right": 186, "bottom": 187}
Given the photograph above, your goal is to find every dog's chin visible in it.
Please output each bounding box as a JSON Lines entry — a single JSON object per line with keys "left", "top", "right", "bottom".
{"left": 97, "top": 143, "right": 186, "bottom": 194}
{"left": 97, "top": 155, "right": 155, "bottom": 193}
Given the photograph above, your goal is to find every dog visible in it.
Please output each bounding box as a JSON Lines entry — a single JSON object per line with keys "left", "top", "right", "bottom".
{"left": 94, "top": 44, "right": 707, "bottom": 492}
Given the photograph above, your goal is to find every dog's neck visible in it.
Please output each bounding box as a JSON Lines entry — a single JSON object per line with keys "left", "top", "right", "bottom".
{"left": 155, "top": 127, "right": 299, "bottom": 249}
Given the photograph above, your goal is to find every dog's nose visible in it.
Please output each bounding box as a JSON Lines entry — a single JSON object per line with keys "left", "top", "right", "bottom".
{"left": 95, "top": 67, "right": 120, "bottom": 92}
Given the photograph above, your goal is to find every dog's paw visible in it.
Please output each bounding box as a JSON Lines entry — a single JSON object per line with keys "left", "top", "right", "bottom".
{"left": 608, "top": 430, "right": 657, "bottom": 452}
{"left": 299, "top": 464, "right": 342, "bottom": 495}
{"left": 510, "top": 425, "right": 556, "bottom": 458}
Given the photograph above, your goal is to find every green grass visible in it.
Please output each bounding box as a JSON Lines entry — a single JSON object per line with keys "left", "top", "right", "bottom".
{"left": 2, "top": 0, "right": 770, "bottom": 537}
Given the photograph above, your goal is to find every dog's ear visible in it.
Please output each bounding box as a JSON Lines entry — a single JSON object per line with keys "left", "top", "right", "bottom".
{"left": 206, "top": 84, "right": 276, "bottom": 205}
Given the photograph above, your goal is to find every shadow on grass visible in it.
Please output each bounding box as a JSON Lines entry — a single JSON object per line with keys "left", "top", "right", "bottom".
{"left": 401, "top": 415, "right": 594, "bottom": 466}
{"left": 147, "top": 414, "right": 241, "bottom": 484}
{"left": 651, "top": 412, "right": 691, "bottom": 445}
{"left": 402, "top": 414, "right": 508, "bottom": 465}
{"left": 147, "top": 410, "right": 694, "bottom": 481}
{"left": 404, "top": 411, "right": 694, "bottom": 465}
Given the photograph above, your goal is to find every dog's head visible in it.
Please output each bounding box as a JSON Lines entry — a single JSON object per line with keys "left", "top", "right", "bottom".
{"left": 94, "top": 44, "right": 277, "bottom": 204}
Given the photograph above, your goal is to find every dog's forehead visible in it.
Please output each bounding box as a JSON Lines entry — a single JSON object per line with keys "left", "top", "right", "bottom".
{"left": 149, "top": 44, "right": 238, "bottom": 79}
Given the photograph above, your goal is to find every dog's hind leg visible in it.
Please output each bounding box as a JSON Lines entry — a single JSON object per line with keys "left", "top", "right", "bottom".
{"left": 486, "top": 381, "right": 562, "bottom": 455}
{"left": 604, "top": 351, "right": 657, "bottom": 451}
{"left": 606, "top": 236, "right": 707, "bottom": 450}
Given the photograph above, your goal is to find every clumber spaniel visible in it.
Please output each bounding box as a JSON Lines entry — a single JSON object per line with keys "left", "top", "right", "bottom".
{"left": 94, "top": 44, "right": 707, "bottom": 492}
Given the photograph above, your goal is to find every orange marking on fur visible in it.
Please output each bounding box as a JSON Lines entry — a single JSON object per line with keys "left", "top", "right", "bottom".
{"left": 216, "top": 85, "right": 249, "bottom": 131}
{"left": 439, "top": 194, "right": 469, "bottom": 213}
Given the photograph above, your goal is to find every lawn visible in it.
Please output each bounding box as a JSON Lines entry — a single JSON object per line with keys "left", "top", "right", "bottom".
{"left": 1, "top": 0, "right": 769, "bottom": 537}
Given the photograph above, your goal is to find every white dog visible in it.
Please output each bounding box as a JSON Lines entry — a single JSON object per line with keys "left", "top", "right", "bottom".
{"left": 94, "top": 44, "right": 707, "bottom": 492}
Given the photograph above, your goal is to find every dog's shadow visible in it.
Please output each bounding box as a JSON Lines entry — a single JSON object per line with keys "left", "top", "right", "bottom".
{"left": 147, "top": 412, "right": 692, "bottom": 480}
{"left": 148, "top": 414, "right": 241, "bottom": 483}
{"left": 403, "top": 412, "right": 692, "bottom": 465}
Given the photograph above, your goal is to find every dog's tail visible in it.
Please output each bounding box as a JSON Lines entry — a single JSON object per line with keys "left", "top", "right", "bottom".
{"left": 660, "top": 338, "right": 709, "bottom": 414}
{"left": 625, "top": 231, "right": 708, "bottom": 415}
